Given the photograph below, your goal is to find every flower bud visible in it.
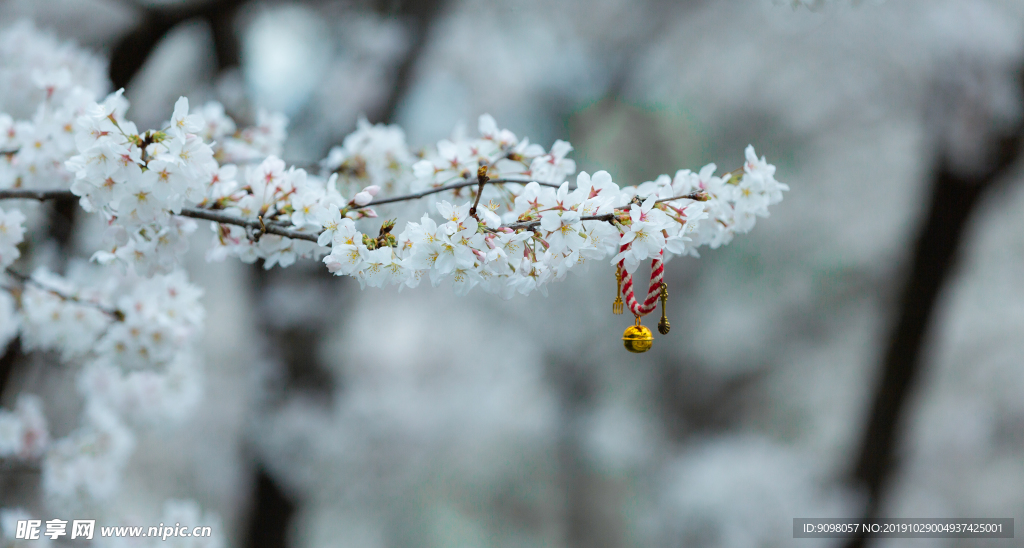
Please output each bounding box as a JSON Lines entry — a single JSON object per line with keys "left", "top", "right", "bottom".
{"left": 353, "top": 191, "right": 373, "bottom": 206}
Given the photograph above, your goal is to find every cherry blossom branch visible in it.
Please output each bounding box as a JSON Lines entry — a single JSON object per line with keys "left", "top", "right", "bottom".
{"left": 501, "top": 191, "right": 708, "bottom": 231}
{"left": 0, "top": 173, "right": 579, "bottom": 224}
{"left": 351, "top": 177, "right": 567, "bottom": 210}
{"left": 504, "top": 213, "right": 617, "bottom": 232}
{"left": 0, "top": 188, "right": 709, "bottom": 247}
{"left": 656, "top": 191, "right": 709, "bottom": 205}
{"left": 0, "top": 189, "right": 319, "bottom": 242}
{"left": 178, "top": 207, "right": 320, "bottom": 243}
{"left": 3, "top": 268, "right": 123, "bottom": 320}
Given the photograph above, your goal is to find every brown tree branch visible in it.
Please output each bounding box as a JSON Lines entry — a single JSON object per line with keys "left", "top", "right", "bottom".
{"left": 178, "top": 207, "right": 320, "bottom": 243}
{"left": 468, "top": 167, "right": 489, "bottom": 220}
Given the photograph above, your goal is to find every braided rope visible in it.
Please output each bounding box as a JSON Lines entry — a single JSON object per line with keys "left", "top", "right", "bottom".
{"left": 618, "top": 244, "right": 664, "bottom": 317}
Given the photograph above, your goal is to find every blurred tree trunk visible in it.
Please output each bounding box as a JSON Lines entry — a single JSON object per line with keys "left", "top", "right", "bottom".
{"left": 243, "top": 468, "right": 296, "bottom": 548}
{"left": 846, "top": 67, "right": 1024, "bottom": 548}
{"left": 234, "top": 1, "right": 448, "bottom": 546}
{"left": 552, "top": 358, "right": 623, "bottom": 548}
{"left": 372, "top": 0, "right": 447, "bottom": 125}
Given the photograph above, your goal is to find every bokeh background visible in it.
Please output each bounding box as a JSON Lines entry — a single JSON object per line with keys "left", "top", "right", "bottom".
{"left": 2, "top": 0, "right": 1024, "bottom": 546}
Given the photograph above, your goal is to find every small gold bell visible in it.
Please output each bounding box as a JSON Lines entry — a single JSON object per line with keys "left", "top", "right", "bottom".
{"left": 622, "top": 316, "right": 654, "bottom": 353}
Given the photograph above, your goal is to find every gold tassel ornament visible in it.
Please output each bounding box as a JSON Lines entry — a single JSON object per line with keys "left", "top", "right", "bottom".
{"left": 615, "top": 258, "right": 670, "bottom": 353}
{"left": 612, "top": 265, "right": 623, "bottom": 315}
{"left": 658, "top": 282, "right": 670, "bottom": 335}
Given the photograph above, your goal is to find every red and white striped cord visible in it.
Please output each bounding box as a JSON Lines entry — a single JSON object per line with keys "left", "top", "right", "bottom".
{"left": 618, "top": 244, "right": 664, "bottom": 317}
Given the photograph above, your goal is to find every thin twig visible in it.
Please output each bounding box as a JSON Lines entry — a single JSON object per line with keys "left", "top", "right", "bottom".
{"left": 656, "top": 191, "right": 708, "bottom": 204}
{"left": 468, "top": 167, "right": 489, "bottom": 220}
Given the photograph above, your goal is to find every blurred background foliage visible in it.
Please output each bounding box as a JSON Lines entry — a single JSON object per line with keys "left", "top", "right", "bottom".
{"left": 3, "top": 0, "right": 1024, "bottom": 547}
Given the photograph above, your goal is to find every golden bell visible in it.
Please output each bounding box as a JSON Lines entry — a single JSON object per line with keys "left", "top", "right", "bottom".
{"left": 622, "top": 317, "right": 654, "bottom": 353}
